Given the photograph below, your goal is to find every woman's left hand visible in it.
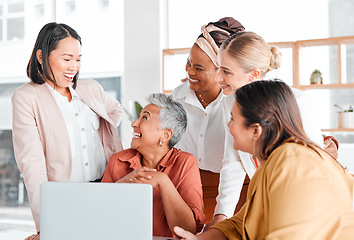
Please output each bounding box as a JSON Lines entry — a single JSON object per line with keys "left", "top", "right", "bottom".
{"left": 116, "top": 166, "right": 156, "bottom": 183}
{"left": 135, "top": 171, "right": 167, "bottom": 188}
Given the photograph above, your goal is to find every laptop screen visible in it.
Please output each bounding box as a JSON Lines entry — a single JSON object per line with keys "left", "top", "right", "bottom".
{"left": 40, "top": 182, "right": 153, "bottom": 240}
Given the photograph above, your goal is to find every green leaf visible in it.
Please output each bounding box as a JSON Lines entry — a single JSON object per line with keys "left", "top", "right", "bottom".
{"left": 135, "top": 101, "right": 143, "bottom": 117}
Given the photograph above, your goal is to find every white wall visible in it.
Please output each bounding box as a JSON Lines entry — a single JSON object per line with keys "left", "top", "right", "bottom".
{"left": 167, "top": 0, "right": 329, "bottom": 48}
{"left": 121, "top": 0, "right": 164, "bottom": 148}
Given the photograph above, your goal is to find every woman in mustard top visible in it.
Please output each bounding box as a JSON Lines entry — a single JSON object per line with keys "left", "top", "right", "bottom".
{"left": 175, "top": 80, "right": 354, "bottom": 240}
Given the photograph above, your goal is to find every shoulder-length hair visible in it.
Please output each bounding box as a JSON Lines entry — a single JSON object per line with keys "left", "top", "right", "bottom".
{"left": 235, "top": 79, "right": 319, "bottom": 159}
{"left": 26, "top": 22, "right": 81, "bottom": 88}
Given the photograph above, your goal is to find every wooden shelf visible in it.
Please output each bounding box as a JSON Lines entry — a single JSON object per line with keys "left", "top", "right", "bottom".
{"left": 322, "top": 128, "right": 354, "bottom": 132}
{"left": 163, "top": 48, "right": 190, "bottom": 55}
{"left": 298, "top": 83, "right": 354, "bottom": 90}
{"left": 296, "top": 36, "right": 354, "bottom": 47}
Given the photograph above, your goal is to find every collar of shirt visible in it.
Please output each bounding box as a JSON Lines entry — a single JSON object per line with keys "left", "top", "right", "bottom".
{"left": 174, "top": 82, "right": 224, "bottom": 110}
{"left": 118, "top": 148, "right": 177, "bottom": 171}
{"left": 45, "top": 82, "right": 81, "bottom": 103}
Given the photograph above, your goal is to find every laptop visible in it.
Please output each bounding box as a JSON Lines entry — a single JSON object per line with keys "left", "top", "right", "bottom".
{"left": 40, "top": 182, "right": 154, "bottom": 240}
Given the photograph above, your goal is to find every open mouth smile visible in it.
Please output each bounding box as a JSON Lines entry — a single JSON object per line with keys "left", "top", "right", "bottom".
{"left": 188, "top": 78, "right": 200, "bottom": 84}
{"left": 133, "top": 132, "right": 142, "bottom": 138}
{"left": 64, "top": 73, "right": 75, "bottom": 82}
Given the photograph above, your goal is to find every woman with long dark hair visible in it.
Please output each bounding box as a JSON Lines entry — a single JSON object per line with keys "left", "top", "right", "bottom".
{"left": 175, "top": 80, "right": 354, "bottom": 240}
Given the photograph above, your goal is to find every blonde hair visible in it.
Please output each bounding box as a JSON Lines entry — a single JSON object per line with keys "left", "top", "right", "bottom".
{"left": 220, "top": 31, "right": 282, "bottom": 78}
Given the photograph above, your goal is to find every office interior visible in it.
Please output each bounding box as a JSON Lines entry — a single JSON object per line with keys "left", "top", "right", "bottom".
{"left": 0, "top": 0, "right": 354, "bottom": 237}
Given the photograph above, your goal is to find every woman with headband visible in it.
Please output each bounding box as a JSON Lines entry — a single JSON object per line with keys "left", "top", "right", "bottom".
{"left": 171, "top": 17, "right": 246, "bottom": 229}
{"left": 172, "top": 23, "right": 338, "bottom": 230}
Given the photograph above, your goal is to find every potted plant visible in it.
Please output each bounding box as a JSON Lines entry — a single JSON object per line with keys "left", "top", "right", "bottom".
{"left": 310, "top": 69, "right": 323, "bottom": 84}
{"left": 334, "top": 104, "right": 354, "bottom": 128}
{"left": 123, "top": 101, "right": 143, "bottom": 122}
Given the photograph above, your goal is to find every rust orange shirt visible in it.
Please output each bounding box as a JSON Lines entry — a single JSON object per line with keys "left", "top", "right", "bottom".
{"left": 102, "top": 147, "right": 206, "bottom": 237}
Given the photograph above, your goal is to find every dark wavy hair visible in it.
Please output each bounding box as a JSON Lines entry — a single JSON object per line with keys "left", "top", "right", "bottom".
{"left": 235, "top": 79, "right": 319, "bottom": 160}
{"left": 26, "top": 22, "right": 81, "bottom": 88}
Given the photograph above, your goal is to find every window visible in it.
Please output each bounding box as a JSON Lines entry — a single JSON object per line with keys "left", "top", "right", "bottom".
{"left": 65, "top": 0, "right": 76, "bottom": 14}
{"left": 0, "top": 0, "right": 24, "bottom": 42}
{"left": 99, "top": 0, "right": 109, "bottom": 9}
{"left": 91, "top": 76, "right": 122, "bottom": 134}
{"left": 34, "top": 3, "right": 45, "bottom": 18}
{"left": 7, "top": 17, "right": 23, "bottom": 40}
{"left": 0, "top": 130, "right": 26, "bottom": 207}
{"left": 8, "top": 0, "right": 23, "bottom": 13}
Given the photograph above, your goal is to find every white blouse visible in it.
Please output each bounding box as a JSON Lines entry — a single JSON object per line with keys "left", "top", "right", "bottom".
{"left": 171, "top": 82, "right": 249, "bottom": 217}
{"left": 172, "top": 82, "right": 324, "bottom": 218}
{"left": 47, "top": 84, "right": 106, "bottom": 182}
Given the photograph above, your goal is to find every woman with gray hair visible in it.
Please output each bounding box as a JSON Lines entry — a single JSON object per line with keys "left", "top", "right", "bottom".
{"left": 102, "top": 93, "right": 206, "bottom": 237}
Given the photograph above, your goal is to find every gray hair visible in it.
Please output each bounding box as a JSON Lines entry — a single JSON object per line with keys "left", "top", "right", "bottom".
{"left": 147, "top": 93, "right": 187, "bottom": 149}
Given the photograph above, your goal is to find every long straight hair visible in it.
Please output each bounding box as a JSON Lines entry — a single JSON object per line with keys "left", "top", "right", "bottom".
{"left": 235, "top": 79, "right": 319, "bottom": 159}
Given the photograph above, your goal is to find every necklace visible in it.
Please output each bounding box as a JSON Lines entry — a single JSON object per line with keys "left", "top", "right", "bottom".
{"left": 198, "top": 94, "right": 209, "bottom": 106}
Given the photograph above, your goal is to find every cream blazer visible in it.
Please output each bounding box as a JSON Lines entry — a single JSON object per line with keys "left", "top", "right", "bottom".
{"left": 213, "top": 142, "right": 354, "bottom": 240}
{"left": 12, "top": 79, "right": 123, "bottom": 231}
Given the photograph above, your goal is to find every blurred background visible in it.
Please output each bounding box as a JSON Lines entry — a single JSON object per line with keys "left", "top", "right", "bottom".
{"left": 0, "top": 0, "right": 353, "bottom": 212}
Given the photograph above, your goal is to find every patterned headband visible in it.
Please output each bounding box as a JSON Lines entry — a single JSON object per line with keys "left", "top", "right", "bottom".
{"left": 195, "top": 24, "right": 230, "bottom": 67}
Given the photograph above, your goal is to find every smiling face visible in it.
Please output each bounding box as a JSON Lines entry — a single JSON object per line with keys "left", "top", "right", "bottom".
{"left": 185, "top": 44, "right": 219, "bottom": 93}
{"left": 216, "top": 49, "right": 254, "bottom": 95}
{"left": 131, "top": 104, "right": 165, "bottom": 153}
{"left": 228, "top": 101, "right": 255, "bottom": 154}
{"left": 39, "top": 36, "right": 81, "bottom": 92}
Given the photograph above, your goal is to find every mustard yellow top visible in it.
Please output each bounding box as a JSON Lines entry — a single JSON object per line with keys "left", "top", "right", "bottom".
{"left": 212, "top": 142, "right": 354, "bottom": 240}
